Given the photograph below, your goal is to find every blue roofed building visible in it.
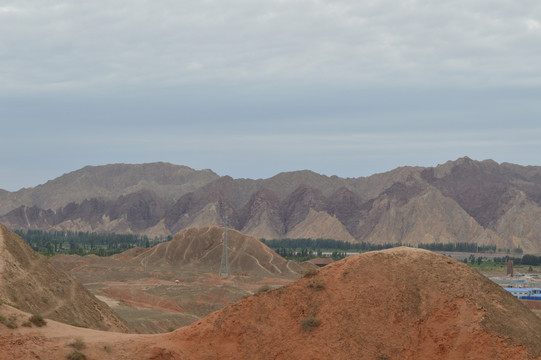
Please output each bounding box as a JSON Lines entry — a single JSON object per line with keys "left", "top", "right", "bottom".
{"left": 504, "top": 288, "right": 541, "bottom": 300}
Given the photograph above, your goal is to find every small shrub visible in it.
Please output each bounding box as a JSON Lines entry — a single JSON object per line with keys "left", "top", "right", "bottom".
{"left": 256, "top": 285, "right": 272, "bottom": 294}
{"left": 7, "top": 320, "right": 18, "bottom": 329}
{"left": 167, "top": 326, "right": 176, "bottom": 332}
{"left": 103, "top": 344, "right": 112, "bottom": 353}
{"left": 307, "top": 280, "right": 325, "bottom": 290}
{"left": 302, "top": 268, "right": 319, "bottom": 278}
{"left": 300, "top": 317, "right": 322, "bottom": 332}
{"left": 0, "top": 314, "right": 6, "bottom": 324}
{"left": 6, "top": 314, "right": 18, "bottom": 328}
{"left": 22, "top": 321, "right": 32, "bottom": 327}
{"left": 29, "top": 314, "right": 47, "bottom": 327}
{"left": 69, "top": 338, "right": 86, "bottom": 350}
{"left": 66, "top": 350, "right": 86, "bottom": 360}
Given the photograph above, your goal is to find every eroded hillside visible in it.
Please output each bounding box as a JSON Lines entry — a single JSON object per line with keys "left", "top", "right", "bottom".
{"left": 2, "top": 247, "right": 541, "bottom": 359}
{"left": 0, "top": 224, "right": 129, "bottom": 332}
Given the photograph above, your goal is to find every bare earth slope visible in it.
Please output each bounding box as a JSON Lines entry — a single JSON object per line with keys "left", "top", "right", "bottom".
{"left": 49, "top": 227, "right": 302, "bottom": 333}
{"left": 160, "top": 247, "right": 541, "bottom": 359}
{"left": 51, "top": 226, "right": 302, "bottom": 280}
{"left": 0, "top": 224, "right": 129, "bottom": 332}
{"left": 2, "top": 247, "right": 541, "bottom": 359}
{"left": 142, "top": 226, "right": 303, "bottom": 276}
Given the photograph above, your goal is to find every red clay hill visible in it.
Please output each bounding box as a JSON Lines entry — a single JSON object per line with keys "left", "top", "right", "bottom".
{"left": 3, "top": 247, "right": 541, "bottom": 359}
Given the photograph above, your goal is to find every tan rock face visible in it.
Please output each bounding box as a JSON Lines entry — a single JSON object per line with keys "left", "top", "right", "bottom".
{"left": 0, "top": 224, "right": 130, "bottom": 332}
{"left": 363, "top": 186, "right": 505, "bottom": 246}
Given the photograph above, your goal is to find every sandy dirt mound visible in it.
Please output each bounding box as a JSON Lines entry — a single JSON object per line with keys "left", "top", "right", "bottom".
{"left": 161, "top": 247, "right": 541, "bottom": 359}
{"left": 3, "top": 247, "right": 541, "bottom": 359}
{"left": 141, "top": 226, "right": 303, "bottom": 276}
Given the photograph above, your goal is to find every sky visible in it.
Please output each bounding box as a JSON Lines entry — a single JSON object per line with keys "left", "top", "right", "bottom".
{"left": 1, "top": 0, "right": 541, "bottom": 191}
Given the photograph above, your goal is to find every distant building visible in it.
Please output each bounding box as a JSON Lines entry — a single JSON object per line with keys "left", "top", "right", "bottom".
{"left": 504, "top": 288, "right": 541, "bottom": 300}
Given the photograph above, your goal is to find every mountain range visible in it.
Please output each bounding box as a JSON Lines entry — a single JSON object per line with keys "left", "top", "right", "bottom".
{"left": 2, "top": 157, "right": 541, "bottom": 253}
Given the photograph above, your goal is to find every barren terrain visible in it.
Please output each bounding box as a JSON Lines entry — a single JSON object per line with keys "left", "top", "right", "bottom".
{"left": 3, "top": 247, "right": 541, "bottom": 359}
{"left": 50, "top": 226, "right": 301, "bottom": 332}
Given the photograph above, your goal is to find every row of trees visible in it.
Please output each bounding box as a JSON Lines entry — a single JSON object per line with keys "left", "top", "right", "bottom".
{"left": 264, "top": 238, "right": 407, "bottom": 261}
{"left": 16, "top": 229, "right": 530, "bottom": 262}
{"left": 15, "top": 229, "right": 171, "bottom": 256}
{"left": 520, "top": 254, "right": 541, "bottom": 266}
{"left": 418, "top": 242, "right": 499, "bottom": 253}
{"left": 262, "top": 238, "right": 404, "bottom": 252}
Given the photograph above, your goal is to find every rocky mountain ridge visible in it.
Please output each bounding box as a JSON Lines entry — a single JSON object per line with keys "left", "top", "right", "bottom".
{"left": 2, "top": 158, "right": 541, "bottom": 252}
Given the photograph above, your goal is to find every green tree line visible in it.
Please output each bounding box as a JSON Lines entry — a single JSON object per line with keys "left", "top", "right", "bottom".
{"left": 417, "top": 242, "right": 498, "bottom": 253}
{"left": 15, "top": 229, "right": 171, "bottom": 257}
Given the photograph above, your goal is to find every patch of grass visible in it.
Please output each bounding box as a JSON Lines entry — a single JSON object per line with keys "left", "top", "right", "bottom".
{"left": 256, "top": 285, "right": 272, "bottom": 294}
{"left": 300, "top": 317, "right": 322, "bottom": 332}
{"left": 66, "top": 350, "right": 86, "bottom": 360}
{"left": 302, "top": 268, "right": 319, "bottom": 278}
{"left": 29, "top": 314, "right": 47, "bottom": 327}
{"left": 307, "top": 280, "right": 325, "bottom": 290}
{"left": 69, "top": 338, "right": 86, "bottom": 351}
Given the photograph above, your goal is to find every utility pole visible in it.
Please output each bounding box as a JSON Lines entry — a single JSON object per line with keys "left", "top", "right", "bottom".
{"left": 219, "top": 216, "right": 230, "bottom": 277}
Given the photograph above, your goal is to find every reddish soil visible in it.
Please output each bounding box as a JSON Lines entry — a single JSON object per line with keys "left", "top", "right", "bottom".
{"left": 522, "top": 299, "right": 541, "bottom": 311}
{"left": 101, "top": 287, "right": 184, "bottom": 313}
{"left": 3, "top": 247, "right": 541, "bottom": 359}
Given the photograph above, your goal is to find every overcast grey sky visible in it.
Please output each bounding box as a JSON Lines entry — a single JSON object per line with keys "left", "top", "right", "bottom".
{"left": 1, "top": 0, "right": 541, "bottom": 191}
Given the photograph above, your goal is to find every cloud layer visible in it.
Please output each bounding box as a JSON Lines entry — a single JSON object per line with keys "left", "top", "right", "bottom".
{"left": 3, "top": 0, "right": 541, "bottom": 94}
{"left": 1, "top": 0, "right": 541, "bottom": 190}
